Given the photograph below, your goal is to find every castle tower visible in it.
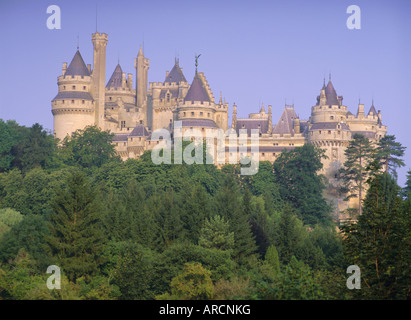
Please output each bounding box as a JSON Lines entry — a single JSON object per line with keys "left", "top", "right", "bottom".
{"left": 91, "top": 32, "right": 108, "bottom": 129}
{"left": 104, "top": 63, "right": 140, "bottom": 132}
{"left": 51, "top": 49, "right": 94, "bottom": 141}
{"left": 135, "top": 46, "right": 150, "bottom": 125}
{"left": 148, "top": 59, "right": 189, "bottom": 131}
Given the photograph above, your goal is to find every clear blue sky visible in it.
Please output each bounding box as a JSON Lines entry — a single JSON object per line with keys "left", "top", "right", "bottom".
{"left": 0, "top": 0, "right": 410, "bottom": 186}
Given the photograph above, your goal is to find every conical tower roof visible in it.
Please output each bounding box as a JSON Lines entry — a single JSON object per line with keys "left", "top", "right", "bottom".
{"left": 324, "top": 79, "right": 340, "bottom": 106}
{"left": 367, "top": 101, "right": 377, "bottom": 116}
{"left": 184, "top": 72, "right": 210, "bottom": 103}
{"left": 106, "top": 63, "right": 123, "bottom": 88}
{"left": 65, "top": 50, "right": 90, "bottom": 77}
{"left": 165, "top": 60, "right": 186, "bottom": 84}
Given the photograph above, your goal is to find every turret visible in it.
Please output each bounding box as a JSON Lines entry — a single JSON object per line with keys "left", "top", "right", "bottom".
{"left": 135, "top": 45, "right": 149, "bottom": 124}
{"left": 91, "top": 32, "right": 108, "bottom": 129}
{"left": 51, "top": 49, "right": 94, "bottom": 141}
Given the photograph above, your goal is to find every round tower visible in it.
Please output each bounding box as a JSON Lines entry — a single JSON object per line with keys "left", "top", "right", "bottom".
{"left": 51, "top": 50, "right": 95, "bottom": 141}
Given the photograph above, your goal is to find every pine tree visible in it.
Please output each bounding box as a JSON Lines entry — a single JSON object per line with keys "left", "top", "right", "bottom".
{"left": 45, "top": 171, "right": 107, "bottom": 283}
{"left": 375, "top": 135, "right": 406, "bottom": 179}
{"left": 342, "top": 172, "right": 411, "bottom": 299}
{"left": 274, "top": 204, "right": 304, "bottom": 264}
{"left": 214, "top": 176, "right": 257, "bottom": 266}
{"left": 339, "top": 133, "right": 374, "bottom": 216}
{"left": 264, "top": 245, "right": 280, "bottom": 276}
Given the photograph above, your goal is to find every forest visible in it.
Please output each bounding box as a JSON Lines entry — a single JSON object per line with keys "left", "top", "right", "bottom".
{"left": 0, "top": 119, "right": 409, "bottom": 300}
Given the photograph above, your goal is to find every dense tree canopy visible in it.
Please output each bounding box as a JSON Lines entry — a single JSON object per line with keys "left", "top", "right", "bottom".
{"left": 0, "top": 119, "right": 408, "bottom": 300}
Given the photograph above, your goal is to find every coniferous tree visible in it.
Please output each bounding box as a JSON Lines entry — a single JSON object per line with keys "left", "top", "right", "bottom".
{"left": 45, "top": 171, "right": 107, "bottom": 283}
{"left": 264, "top": 245, "right": 280, "bottom": 276}
{"left": 375, "top": 135, "right": 406, "bottom": 179}
{"left": 215, "top": 176, "right": 257, "bottom": 266}
{"left": 339, "top": 133, "right": 374, "bottom": 216}
{"left": 273, "top": 144, "right": 331, "bottom": 225}
{"left": 342, "top": 172, "right": 411, "bottom": 299}
{"left": 274, "top": 204, "right": 304, "bottom": 264}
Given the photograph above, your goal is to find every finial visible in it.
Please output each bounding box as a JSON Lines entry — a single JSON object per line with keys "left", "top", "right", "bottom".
{"left": 329, "top": 73, "right": 331, "bottom": 81}
{"left": 77, "top": 33, "right": 79, "bottom": 50}
{"left": 219, "top": 91, "right": 222, "bottom": 104}
{"left": 323, "top": 77, "right": 326, "bottom": 88}
{"left": 195, "top": 53, "right": 201, "bottom": 73}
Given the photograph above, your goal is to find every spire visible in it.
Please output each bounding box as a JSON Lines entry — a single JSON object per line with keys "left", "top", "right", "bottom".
{"left": 184, "top": 72, "right": 209, "bottom": 103}
{"left": 260, "top": 102, "right": 265, "bottom": 113}
{"left": 106, "top": 63, "right": 123, "bottom": 88}
{"left": 219, "top": 91, "right": 223, "bottom": 104}
{"left": 367, "top": 99, "right": 377, "bottom": 116}
{"left": 65, "top": 50, "right": 90, "bottom": 77}
{"left": 138, "top": 45, "right": 143, "bottom": 57}
{"left": 324, "top": 78, "right": 340, "bottom": 106}
{"left": 164, "top": 59, "right": 186, "bottom": 84}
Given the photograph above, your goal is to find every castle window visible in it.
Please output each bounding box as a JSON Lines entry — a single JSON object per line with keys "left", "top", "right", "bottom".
{"left": 262, "top": 153, "right": 265, "bottom": 157}
{"left": 330, "top": 116, "right": 334, "bottom": 120}
{"left": 191, "top": 112, "right": 194, "bottom": 116}
{"left": 208, "top": 113, "right": 210, "bottom": 117}
{"left": 121, "top": 121, "right": 126, "bottom": 129}
{"left": 109, "top": 97, "right": 112, "bottom": 101}
{"left": 200, "top": 112, "right": 203, "bottom": 116}
{"left": 63, "top": 86, "right": 66, "bottom": 90}
{"left": 83, "top": 86, "right": 86, "bottom": 90}
{"left": 319, "top": 130, "right": 322, "bottom": 134}
{"left": 72, "top": 85, "right": 76, "bottom": 90}
{"left": 71, "top": 100, "right": 74, "bottom": 104}
{"left": 82, "top": 100, "right": 85, "bottom": 104}
{"left": 328, "top": 130, "right": 331, "bottom": 134}
{"left": 166, "top": 93, "right": 170, "bottom": 102}
{"left": 273, "top": 153, "right": 276, "bottom": 156}
{"left": 62, "top": 100, "right": 65, "bottom": 104}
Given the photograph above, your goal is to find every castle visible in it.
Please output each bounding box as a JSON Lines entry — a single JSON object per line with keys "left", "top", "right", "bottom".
{"left": 51, "top": 32, "right": 387, "bottom": 221}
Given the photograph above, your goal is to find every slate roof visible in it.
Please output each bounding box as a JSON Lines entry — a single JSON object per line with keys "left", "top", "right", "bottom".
{"left": 324, "top": 80, "right": 340, "bottom": 106}
{"left": 180, "top": 119, "right": 218, "bottom": 128}
{"left": 351, "top": 131, "right": 376, "bottom": 139}
{"left": 165, "top": 61, "right": 187, "bottom": 84}
{"left": 272, "top": 107, "right": 298, "bottom": 135}
{"left": 65, "top": 50, "right": 90, "bottom": 77}
{"left": 129, "top": 125, "right": 149, "bottom": 137}
{"left": 367, "top": 104, "right": 377, "bottom": 116}
{"left": 236, "top": 119, "right": 268, "bottom": 136}
{"left": 52, "top": 91, "right": 94, "bottom": 101}
{"left": 159, "top": 88, "right": 179, "bottom": 99}
{"left": 184, "top": 73, "right": 210, "bottom": 103}
{"left": 310, "top": 122, "right": 350, "bottom": 131}
{"left": 106, "top": 64, "right": 123, "bottom": 89}
{"left": 113, "top": 134, "right": 129, "bottom": 142}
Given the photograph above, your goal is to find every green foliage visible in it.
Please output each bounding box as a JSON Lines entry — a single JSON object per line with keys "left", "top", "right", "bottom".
{"left": 273, "top": 144, "right": 331, "bottom": 225}
{"left": 199, "top": 215, "right": 234, "bottom": 251}
{"left": 45, "top": 171, "right": 107, "bottom": 282}
{"left": 109, "top": 241, "right": 155, "bottom": 299}
{"left": 339, "top": 133, "right": 374, "bottom": 216}
{"left": 342, "top": 173, "right": 411, "bottom": 299}
{"left": 59, "top": 125, "right": 120, "bottom": 169}
{"left": 157, "top": 263, "right": 214, "bottom": 300}
{"left": 264, "top": 245, "right": 280, "bottom": 277}
{"left": 0, "top": 119, "right": 408, "bottom": 300}
{"left": 375, "top": 135, "right": 406, "bottom": 179}
{"left": 0, "top": 214, "right": 52, "bottom": 271}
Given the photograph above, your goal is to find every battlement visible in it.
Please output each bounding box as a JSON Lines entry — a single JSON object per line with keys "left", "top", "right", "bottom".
{"left": 92, "top": 32, "right": 108, "bottom": 40}
{"left": 58, "top": 74, "right": 91, "bottom": 83}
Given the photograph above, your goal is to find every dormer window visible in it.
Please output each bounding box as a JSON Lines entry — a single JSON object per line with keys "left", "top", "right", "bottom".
{"left": 166, "top": 93, "right": 170, "bottom": 102}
